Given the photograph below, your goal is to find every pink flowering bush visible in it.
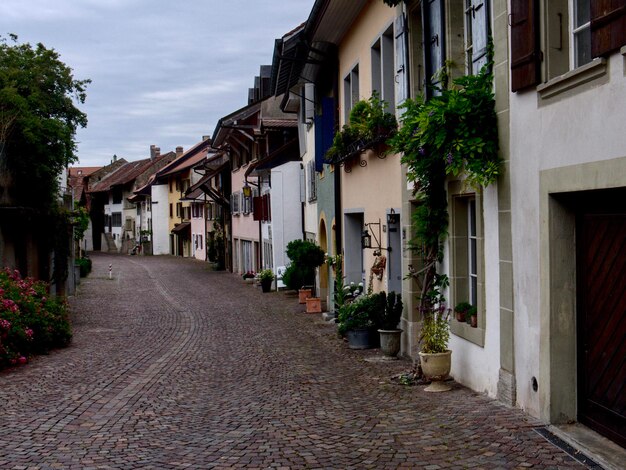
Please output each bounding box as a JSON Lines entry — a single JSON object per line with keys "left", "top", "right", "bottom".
{"left": 0, "top": 268, "right": 72, "bottom": 369}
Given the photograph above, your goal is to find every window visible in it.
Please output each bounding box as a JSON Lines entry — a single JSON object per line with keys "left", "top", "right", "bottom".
{"left": 371, "top": 24, "right": 395, "bottom": 114}
{"left": 112, "top": 189, "right": 123, "bottom": 204}
{"left": 467, "top": 198, "right": 478, "bottom": 306}
{"left": 343, "top": 64, "right": 359, "bottom": 123}
{"left": 199, "top": 234, "right": 203, "bottom": 249}
{"left": 513, "top": 0, "right": 626, "bottom": 90}
{"left": 424, "top": 0, "right": 445, "bottom": 95}
{"left": 169, "top": 203, "right": 173, "bottom": 218}
{"left": 111, "top": 212, "right": 122, "bottom": 227}
{"left": 449, "top": 183, "right": 484, "bottom": 346}
{"left": 176, "top": 203, "right": 181, "bottom": 218}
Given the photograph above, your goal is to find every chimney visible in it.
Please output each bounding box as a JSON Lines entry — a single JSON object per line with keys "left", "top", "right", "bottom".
{"left": 150, "top": 144, "right": 156, "bottom": 160}
{"left": 176, "top": 146, "right": 184, "bottom": 158}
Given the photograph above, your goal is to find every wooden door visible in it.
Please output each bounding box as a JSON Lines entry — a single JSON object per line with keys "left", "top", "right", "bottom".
{"left": 578, "top": 213, "right": 626, "bottom": 447}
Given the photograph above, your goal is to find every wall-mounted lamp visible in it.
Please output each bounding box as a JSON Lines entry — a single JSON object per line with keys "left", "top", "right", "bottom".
{"left": 242, "top": 180, "right": 252, "bottom": 198}
{"left": 386, "top": 208, "right": 399, "bottom": 225}
{"left": 363, "top": 218, "right": 392, "bottom": 253}
{"left": 361, "top": 230, "right": 372, "bottom": 249}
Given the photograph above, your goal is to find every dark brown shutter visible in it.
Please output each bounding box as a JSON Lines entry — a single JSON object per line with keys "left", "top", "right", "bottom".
{"left": 591, "top": 0, "right": 626, "bottom": 57}
{"left": 510, "top": 0, "right": 540, "bottom": 92}
{"left": 252, "top": 196, "right": 262, "bottom": 221}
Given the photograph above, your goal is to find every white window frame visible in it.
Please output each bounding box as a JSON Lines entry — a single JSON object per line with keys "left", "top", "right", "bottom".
{"left": 571, "top": 0, "right": 591, "bottom": 68}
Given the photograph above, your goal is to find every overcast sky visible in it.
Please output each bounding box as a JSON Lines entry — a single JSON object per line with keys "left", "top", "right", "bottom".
{"left": 0, "top": 0, "right": 315, "bottom": 167}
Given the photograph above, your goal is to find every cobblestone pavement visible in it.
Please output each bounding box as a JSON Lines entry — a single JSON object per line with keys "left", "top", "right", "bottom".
{"left": 0, "top": 254, "right": 587, "bottom": 469}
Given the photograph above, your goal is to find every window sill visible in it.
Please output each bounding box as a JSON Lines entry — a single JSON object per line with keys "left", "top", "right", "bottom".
{"left": 450, "top": 320, "right": 485, "bottom": 347}
{"left": 537, "top": 58, "right": 607, "bottom": 100}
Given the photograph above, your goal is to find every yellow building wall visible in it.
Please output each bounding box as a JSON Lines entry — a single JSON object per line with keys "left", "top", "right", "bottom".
{"left": 337, "top": 3, "right": 402, "bottom": 294}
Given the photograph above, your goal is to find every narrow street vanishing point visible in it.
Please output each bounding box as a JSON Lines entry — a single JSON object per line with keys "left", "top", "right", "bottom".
{"left": 0, "top": 254, "right": 587, "bottom": 469}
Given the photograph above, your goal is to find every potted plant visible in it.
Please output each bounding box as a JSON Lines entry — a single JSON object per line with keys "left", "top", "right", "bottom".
{"left": 337, "top": 300, "right": 372, "bottom": 349}
{"left": 325, "top": 92, "right": 397, "bottom": 165}
{"left": 468, "top": 306, "right": 478, "bottom": 328}
{"left": 282, "top": 240, "right": 326, "bottom": 305}
{"left": 259, "top": 269, "right": 274, "bottom": 293}
{"left": 454, "top": 301, "right": 472, "bottom": 322}
{"left": 419, "top": 307, "right": 452, "bottom": 392}
{"left": 242, "top": 271, "right": 255, "bottom": 283}
{"left": 337, "top": 292, "right": 385, "bottom": 349}
{"left": 377, "top": 292, "right": 403, "bottom": 358}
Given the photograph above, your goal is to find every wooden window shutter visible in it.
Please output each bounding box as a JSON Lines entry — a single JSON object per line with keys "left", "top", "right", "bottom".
{"left": 510, "top": 0, "right": 540, "bottom": 92}
{"left": 253, "top": 196, "right": 262, "bottom": 221}
{"left": 315, "top": 97, "right": 335, "bottom": 172}
{"left": 591, "top": 0, "right": 626, "bottom": 57}
{"left": 394, "top": 14, "right": 409, "bottom": 106}
{"left": 263, "top": 194, "right": 271, "bottom": 221}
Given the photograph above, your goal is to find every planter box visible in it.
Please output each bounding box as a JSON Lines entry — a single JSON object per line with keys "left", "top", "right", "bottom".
{"left": 298, "top": 288, "right": 312, "bottom": 304}
{"left": 305, "top": 297, "right": 322, "bottom": 313}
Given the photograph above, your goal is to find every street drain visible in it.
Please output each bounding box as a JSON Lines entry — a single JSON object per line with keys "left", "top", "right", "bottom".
{"left": 533, "top": 427, "right": 604, "bottom": 469}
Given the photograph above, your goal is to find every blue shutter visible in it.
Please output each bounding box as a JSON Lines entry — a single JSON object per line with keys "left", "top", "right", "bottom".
{"left": 315, "top": 96, "right": 335, "bottom": 172}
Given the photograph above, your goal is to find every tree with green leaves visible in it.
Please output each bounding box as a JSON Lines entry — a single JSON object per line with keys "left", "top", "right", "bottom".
{"left": 1, "top": 35, "right": 89, "bottom": 286}
{"left": 0, "top": 34, "right": 89, "bottom": 208}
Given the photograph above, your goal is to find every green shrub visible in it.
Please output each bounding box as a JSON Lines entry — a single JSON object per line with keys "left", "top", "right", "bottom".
{"left": 76, "top": 257, "right": 92, "bottom": 277}
{"left": 0, "top": 268, "right": 72, "bottom": 369}
{"left": 284, "top": 240, "right": 325, "bottom": 290}
{"left": 337, "top": 292, "right": 387, "bottom": 337}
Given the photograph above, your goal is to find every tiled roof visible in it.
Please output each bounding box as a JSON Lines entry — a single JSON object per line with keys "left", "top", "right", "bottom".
{"left": 67, "top": 166, "right": 102, "bottom": 203}
{"left": 154, "top": 139, "right": 212, "bottom": 181}
{"left": 89, "top": 158, "right": 153, "bottom": 193}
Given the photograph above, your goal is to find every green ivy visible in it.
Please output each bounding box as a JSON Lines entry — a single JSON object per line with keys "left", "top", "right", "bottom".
{"left": 388, "top": 63, "right": 500, "bottom": 319}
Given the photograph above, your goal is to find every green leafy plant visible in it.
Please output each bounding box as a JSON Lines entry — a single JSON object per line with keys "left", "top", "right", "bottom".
{"left": 325, "top": 92, "right": 397, "bottom": 164}
{"left": 0, "top": 268, "right": 72, "bottom": 369}
{"left": 379, "top": 291, "right": 403, "bottom": 330}
{"left": 389, "top": 58, "right": 499, "bottom": 343}
{"left": 75, "top": 256, "right": 92, "bottom": 277}
{"left": 259, "top": 269, "right": 274, "bottom": 281}
{"left": 337, "top": 292, "right": 387, "bottom": 337}
{"left": 283, "top": 240, "right": 325, "bottom": 293}
{"left": 454, "top": 301, "right": 472, "bottom": 321}
{"left": 420, "top": 308, "right": 450, "bottom": 354}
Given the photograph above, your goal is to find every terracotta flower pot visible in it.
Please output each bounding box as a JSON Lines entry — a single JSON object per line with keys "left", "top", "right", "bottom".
{"left": 305, "top": 297, "right": 322, "bottom": 313}
{"left": 298, "top": 288, "right": 312, "bottom": 304}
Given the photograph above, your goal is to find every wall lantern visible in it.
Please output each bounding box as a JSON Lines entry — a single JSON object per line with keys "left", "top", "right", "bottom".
{"left": 386, "top": 208, "right": 399, "bottom": 225}
{"left": 361, "top": 230, "right": 372, "bottom": 249}
{"left": 242, "top": 180, "right": 252, "bottom": 198}
{"left": 363, "top": 218, "right": 392, "bottom": 253}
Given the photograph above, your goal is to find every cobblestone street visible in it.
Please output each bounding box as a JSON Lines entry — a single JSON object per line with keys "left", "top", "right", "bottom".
{"left": 0, "top": 254, "right": 587, "bottom": 469}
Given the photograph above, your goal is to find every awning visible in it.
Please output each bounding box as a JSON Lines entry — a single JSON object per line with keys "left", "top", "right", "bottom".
{"left": 171, "top": 221, "right": 191, "bottom": 234}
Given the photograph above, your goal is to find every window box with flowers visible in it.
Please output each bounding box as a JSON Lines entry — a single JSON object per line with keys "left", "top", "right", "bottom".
{"left": 325, "top": 93, "right": 398, "bottom": 168}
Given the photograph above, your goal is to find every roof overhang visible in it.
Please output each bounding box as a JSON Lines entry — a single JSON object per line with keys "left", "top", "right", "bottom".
{"left": 245, "top": 138, "right": 300, "bottom": 178}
